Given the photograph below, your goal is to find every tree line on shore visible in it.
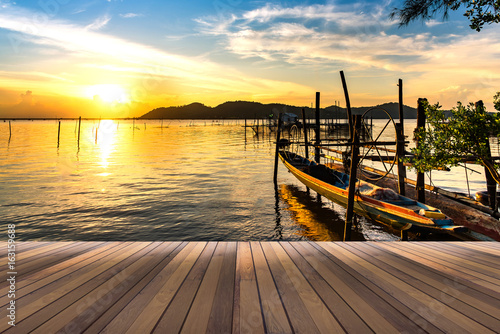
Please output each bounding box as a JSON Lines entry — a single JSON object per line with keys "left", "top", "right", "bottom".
{"left": 140, "top": 101, "right": 418, "bottom": 120}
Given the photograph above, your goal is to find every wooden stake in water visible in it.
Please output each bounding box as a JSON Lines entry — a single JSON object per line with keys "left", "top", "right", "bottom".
{"left": 315, "top": 92, "right": 321, "bottom": 164}
{"left": 57, "top": 121, "right": 61, "bottom": 148}
{"left": 416, "top": 99, "right": 426, "bottom": 204}
{"left": 9, "top": 121, "right": 12, "bottom": 140}
{"left": 77, "top": 116, "right": 81, "bottom": 149}
{"left": 95, "top": 117, "right": 101, "bottom": 144}
{"left": 301, "top": 108, "right": 309, "bottom": 160}
{"left": 344, "top": 115, "right": 361, "bottom": 241}
{"left": 273, "top": 113, "right": 283, "bottom": 183}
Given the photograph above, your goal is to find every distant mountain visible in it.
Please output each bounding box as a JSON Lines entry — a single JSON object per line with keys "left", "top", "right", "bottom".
{"left": 140, "top": 101, "right": 417, "bottom": 120}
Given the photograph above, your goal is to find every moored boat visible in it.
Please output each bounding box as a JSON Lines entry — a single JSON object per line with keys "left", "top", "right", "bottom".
{"left": 279, "top": 150, "right": 467, "bottom": 234}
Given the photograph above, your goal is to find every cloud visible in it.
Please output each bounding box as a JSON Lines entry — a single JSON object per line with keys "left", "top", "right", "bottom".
{"left": 85, "top": 15, "right": 111, "bottom": 30}
{"left": 119, "top": 13, "right": 142, "bottom": 19}
{"left": 0, "top": 5, "right": 314, "bottom": 109}
{"left": 425, "top": 19, "right": 444, "bottom": 27}
{"left": 195, "top": 2, "right": 500, "bottom": 109}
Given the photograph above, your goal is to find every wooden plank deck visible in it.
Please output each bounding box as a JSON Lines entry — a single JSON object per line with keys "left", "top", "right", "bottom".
{"left": 1, "top": 241, "right": 499, "bottom": 333}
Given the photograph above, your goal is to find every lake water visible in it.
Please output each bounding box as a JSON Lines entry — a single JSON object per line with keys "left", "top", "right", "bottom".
{"left": 0, "top": 119, "right": 491, "bottom": 241}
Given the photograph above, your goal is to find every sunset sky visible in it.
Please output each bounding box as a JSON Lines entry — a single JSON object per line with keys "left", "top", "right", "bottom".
{"left": 0, "top": 0, "right": 499, "bottom": 118}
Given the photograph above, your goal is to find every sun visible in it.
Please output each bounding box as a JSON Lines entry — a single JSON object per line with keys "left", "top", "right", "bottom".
{"left": 85, "top": 84, "right": 130, "bottom": 103}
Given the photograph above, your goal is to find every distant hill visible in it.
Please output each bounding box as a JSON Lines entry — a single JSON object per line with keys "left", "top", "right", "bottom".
{"left": 140, "top": 101, "right": 417, "bottom": 120}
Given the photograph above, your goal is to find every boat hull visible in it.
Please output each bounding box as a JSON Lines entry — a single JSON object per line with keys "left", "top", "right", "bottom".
{"left": 279, "top": 152, "right": 464, "bottom": 233}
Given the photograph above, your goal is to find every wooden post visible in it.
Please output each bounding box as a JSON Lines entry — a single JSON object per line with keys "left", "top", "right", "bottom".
{"left": 416, "top": 98, "right": 426, "bottom": 203}
{"left": 77, "top": 116, "right": 81, "bottom": 149}
{"left": 57, "top": 121, "right": 61, "bottom": 148}
{"left": 301, "top": 108, "right": 309, "bottom": 159}
{"left": 9, "top": 121, "right": 12, "bottom": 140}
{"left": 344, "top": 115, "right": 361, "bottom": 241}
{"left": 396, "top": 123, "right": 406, "bottom": 196}
{"left": 340, "top": 71, "right": 353, "bottom": 140}
{"left": 273, "top": 113, "right": 283, "bottom": 183}
{"left": 315, "top": 92, "right": 321, "bottom": 164}
{"left": 477, "top": 100, "right": 498, "bottom": 211}
{"left": 398, "top": 78, "right": 404, "bottom": 128}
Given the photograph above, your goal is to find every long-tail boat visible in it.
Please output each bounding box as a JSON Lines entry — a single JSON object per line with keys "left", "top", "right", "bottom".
{"left": 279, "top": 150, "right": 468, "bottom": 233}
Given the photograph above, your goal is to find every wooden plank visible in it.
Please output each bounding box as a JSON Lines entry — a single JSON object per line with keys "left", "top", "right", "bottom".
{"left": 206, "top": 241, "right": 237, "bottom": 333}
{"left": 261, "top": 242, "right": 320, "bottom": 333}
{"left": 421, "top": 242, "right": 500, "bottom": 269}
{"left": 321, "top": 242, "right": 496, "bottom": 334}
{"left": 6, "top": 242, "right": 133, "bottom": 308}
{"left": 123, "top": 242, "right": 207, "bottom": 334}
{"left": 365, "top": 243, "right": 500, "bottom": 317}
{"left": 17, "top": 242, "right": 115, "bottom": 290}
{"left": 348, "top": 242, "right": 500, "bottom": 331}
{"left": 409, "top": 242, "right": 500, "bottom": 279}
{"left": 180, "top": 242, "right": 227, "bottom": 333}
{"left": 0, "top": 242, "right": 121, "bottom": 309}
{"left": 30, "top": 242, "right": 171, "bottom": 333}
{"left": 456, "top": 242, "right": 500, "bottom": 256}
{"left": 250, "top": 241, "right": 292, "bottom": 333}
{"left": 447, "top": 242, "right": 500, "bottom": 265}
{"left": 280, "top": 242, "right": 373, "bottom": 333}
{"left": 270, "top": 242, "right": 344, "bottom": 334}
{"left": 296, "top": 242, "right": 415, "bottom": 334}
{"left": 84, "top": 242, "right": 186, "bottom": 333}
{"left": 232, "top": 241, "right": 265, "bottom": 334}
{"left": 386, "top": 242, "right": 500, "bottom": 292}
{"left": 13, "top": 242, "right": 100, "bottom": 279}
{"left": 99, "top": 242, "right": 196, "bottom": 333}
{"left": 0, "top": 242, "right": 76, "bottom": 278}
{"left": 151, "top": 242, "right": 217, "bottom": 333}
{"left": 4, "top": 242, "right": 156, "bottom": 333}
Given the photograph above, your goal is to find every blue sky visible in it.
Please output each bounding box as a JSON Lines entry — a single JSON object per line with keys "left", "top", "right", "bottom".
{"left": 0, "top": 0, "right": 499, "bottom": 117}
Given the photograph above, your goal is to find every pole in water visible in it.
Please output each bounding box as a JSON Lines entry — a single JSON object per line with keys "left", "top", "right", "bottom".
{"left": 301, "top": 108, "right": 309, "bottom": 160}
{"left": 57, "top": 121, "right": 61, "bottom": 148}
{"left": 77, "top": 116, "right": 82, "bottom": 149}
{"left": 416, "top": 99, "right": 426, "bottom": 203}
{"left": 398, "top": 78, "right": 404, "bottom": 129}
{"left": 396, "top": 123, "right": 406, "bottom": 196}
{"left": 344, "top": 115, "right": 361, "bottom": 241}
{"left": 273, "top": 113, "right": 283, "bottom": 183}
{"left": 9, "top": 120, "right": 12, "bottom": 140}
{"left": 340, "top": 71, "right": 353, "bottom": 140}
{"left": 315, "top": 92, "right": 321, "bottom": 164}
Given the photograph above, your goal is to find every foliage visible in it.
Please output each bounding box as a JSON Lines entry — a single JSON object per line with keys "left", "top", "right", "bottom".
{"left": 494, "top": 92, "right": 500, "bottom": 111}
{"left": 409, "top": 96, "right": 500, "bottom": 173}
{"left": 390, "top": 0, "right": 500, "bottom": 31}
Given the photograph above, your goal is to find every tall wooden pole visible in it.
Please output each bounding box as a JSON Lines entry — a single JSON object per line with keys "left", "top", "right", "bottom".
{"left": 273, "top": 113, "right": 283, "bottom": 183}
{"left": 9, "top": 121, "right": 12, "bottom": 140}
{"left": 398, "top": 79, "right": 404, "bottom": 128}
{"left": 344, "top": 115, "right": 361, "bottom": 241}
{"left": 301, "top": 108, "right": 309, "bottom": 160}
{"left": 315, "top": 92, "right": 321, "bottom": 164}
{"left": 57, "top": 121, "right": 61, "bottom": 148}
{"left": 340, "top": 71, "right": 353, "bottom": 140}
{"left": 396, "top": 122, "right": 406, "bottom": 196}
{"left": 77, "top": 116, "right": 81, "bottom": 149}
{"left": 416, "top": 98, "right": 426, "bottom": 203}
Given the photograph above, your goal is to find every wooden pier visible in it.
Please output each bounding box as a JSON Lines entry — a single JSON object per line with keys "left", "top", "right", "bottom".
{"left": 2, "top": 241, "right": 499, "bottom": 333}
